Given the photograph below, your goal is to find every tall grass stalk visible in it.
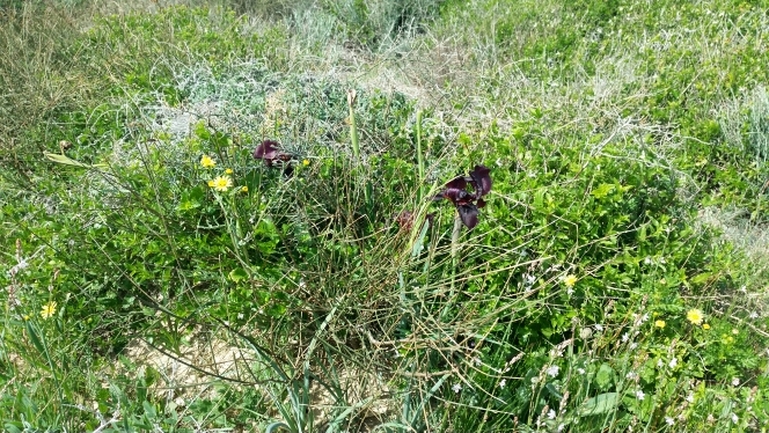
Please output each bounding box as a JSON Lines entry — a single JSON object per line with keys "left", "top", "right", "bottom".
{"left": 416, "top": 109, "right": 425, "bottom": 202}
{"left": 347, "top": 88, "right": 369, "bottom": 204}
{"left": 347, "top": 89, "right": 360, "bottom": 161}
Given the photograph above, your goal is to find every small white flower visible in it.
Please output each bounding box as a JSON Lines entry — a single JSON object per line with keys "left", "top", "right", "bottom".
{"left": 237, "top": 313, "right": 244, "bottom": 320}
{"left": 668, "top": 357, "right": 677, "bottom": 369}
{"left": 594, "top": 324, "right": 604, "bottom": 332}
{"left": 546, "top": 365, "right": 560, "bottom": 378}
{"left": 523, "top": 273, "right": 536, "bottom": 287}
{"left": 659, "top": 257, "right": 666, "bottom": 264}
{"left": 473, "top": 357, "right": 483, "bottom": 367}
{"left": 622, "top": 333, "right": 630, "bottom": 342}
{"left": 547, "top": 409, "right": 556, "bottom": 419}
{"left": 644, "top": 257, "right": 653, "bottom": 265}
{"left": 626, "top": 371, "right": 638, "bottom": 380}
{"left": 174, "top": 397, "right": 186, "bottom": 407}
{"left": 557, "top": 424, "right": 565, "bottom": 432}
{"left": 731, "top": 413, "right": 738, "bottom": 424}
{"left": 640, "top": 313, "right": 649, "bottom": 324}
{"left": 635, "top": 390, "right": 645, "bottom": 401}
{"left": 452, "top": 383, "right": 462, "bottom": 394}
{"left": 732, "top": 377, "right": 740, "bottom": 386}
{"left": 8, "top": 258, "right": 29, "bottom": 277}
{"left": 577, "top": 368, "right": 586, "bottom": 375}
{"left": 750, "top": 311, "right": 759, "bottom": 319}
{"left": 686, "top": 393, "right": 694, "bottom": 403}
{"left": 657, "top": 359, "right": 664, "bottom": 368}
{"left": 740, "top": 285, "right": 747, "bottom": 293}
{"left": 499, "top": 379, "right": 506, "bottom": 389}
{"left": 665, "top": 416, "right": 674, "bottom": 426}
{"left": 629, "top": 342, "right": 638, "bottom": 350}
{"left": 567, "top": 287, "right": 574, "bottom": 296}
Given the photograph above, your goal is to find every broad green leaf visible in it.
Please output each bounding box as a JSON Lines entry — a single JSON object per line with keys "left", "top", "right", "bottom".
{"left": 229, "top": 267, "right": 249, "bottom": 282}
{"left": 595, "top": 363, "right": 615, "bottom": 390}
{"left": 578, "top": 392, "right": 619, "bottom": 417}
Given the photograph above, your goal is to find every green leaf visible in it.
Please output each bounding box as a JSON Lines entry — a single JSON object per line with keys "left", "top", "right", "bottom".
{"left": 193, "top": 120, "right": 211, "bottom": 139}
{"left": 229, "top": 267, "right": 249, "bottom": 282}
{"left": 595, "top": 363, "right": 615, "bottom": 390}
{"left": 44, "top": 152, "right": 107, "bottom": 168}
{"left": 591, "top": 183, "right": 615, "bottom": 199}
{"left": 578, "top": 392, "right": 619, "bottom": 417}
{"left": 142, "top": 400, "right": 157, "bottom": 419}
{"left": 24, "top": 321, "right": 49, "bottom": 370}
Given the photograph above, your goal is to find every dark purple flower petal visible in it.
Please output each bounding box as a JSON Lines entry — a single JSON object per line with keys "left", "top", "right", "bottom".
{"left": 457, "top": 204, "right": 479, "bottom": 229}
{"left": 253, "top": 140, "right": 279, "bottom": 160}
{"left": 442, "top": 187, "right": 474, "bottom": 206}
{"left": 445, "top": 175, "right": 467, "bottom": 191}
{"left": 469, "top": 165, "right": 492, "bottom": 197}
{"left": 253, "top": 140, "right": 293, "bottom": 167}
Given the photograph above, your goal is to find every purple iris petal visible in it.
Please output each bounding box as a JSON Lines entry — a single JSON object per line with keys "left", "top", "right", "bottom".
{"left": 469, "top": 165, "right": 492, "bottom": 198}
{"left": 457, "top": 204, "right": 479, "bottom": 229}
{"left": 253, "top": 140, "right": 292, "bottom": 167}
{"left": 435, "top": 165, "right": 492, "bottom": 229}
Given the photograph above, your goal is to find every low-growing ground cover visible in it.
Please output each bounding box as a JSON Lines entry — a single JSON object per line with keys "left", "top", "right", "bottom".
{"left": 1, "top": 0, "right": 769, "bottom": 432}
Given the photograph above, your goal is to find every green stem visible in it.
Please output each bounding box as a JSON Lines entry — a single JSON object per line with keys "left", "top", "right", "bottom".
{"left": 416, "top": 110, "right": 424, "bottom": 202}
{"left": 347, "top": 89, "right": 360, "bottom": 162}
{"left": 443, "top": 214, "right": 463, "bottom": 319}
{"left": 347, "top": 89, "right": 368, "bottom": 205}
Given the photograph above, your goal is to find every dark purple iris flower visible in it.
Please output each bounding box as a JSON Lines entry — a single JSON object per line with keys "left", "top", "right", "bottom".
{"left": 435, "top": 165, "right": 492, "bottom": 229}
{"left": 253, "top": 140, "right": 293, "bottom": 167}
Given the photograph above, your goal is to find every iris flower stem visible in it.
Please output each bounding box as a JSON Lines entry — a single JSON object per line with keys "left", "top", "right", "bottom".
{"left": 444, "top": 213, "right": 462, "bottom": 317}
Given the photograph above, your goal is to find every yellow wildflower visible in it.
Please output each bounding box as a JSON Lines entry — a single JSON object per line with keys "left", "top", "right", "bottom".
{"left": 209, "top": 176, "right": 233, "bottom": 192}
{"left": 563, "top": 274, "right": 578, "bottom": 288}
{"left": 225, "top": 168, "right": 233, "bottom": 174}
{"left": 654, "top": 320, "right": 666, "bottom": 329}
{"left": 686, "top": 309, "right": 704, "bottom": 325}
{"left": 302, "top": 159, "right": 310, "bottom": 166}
{"left": 200, "top": 155, "right": 216, "bottom": 168}
{"left": 40, "top": 301, "right": 57, "bottom": 320}
{"left": 240, "top": 186, "right": 248, "bottom": 193}
{"left": 702, "top": 323, "right": 711, "bottom": 330}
